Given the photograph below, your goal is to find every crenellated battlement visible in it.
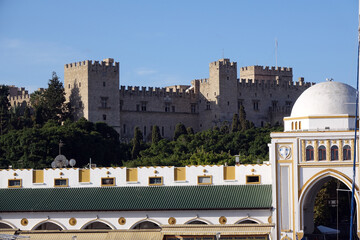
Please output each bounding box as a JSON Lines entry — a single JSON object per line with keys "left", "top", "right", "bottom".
{"left": 65, "top": 58, "right": 119, "bottom": 72}
{"left": 237, "top": 77, "right": 314, "bottom": 89}
{"left": 241, "top": 65, "right": 292, "bottom": 73}
{"left": 119, "top": 85, "right": 196, "bottom": 98}
{"left": 210, "top": 58, "right": 236, "bottom": 68}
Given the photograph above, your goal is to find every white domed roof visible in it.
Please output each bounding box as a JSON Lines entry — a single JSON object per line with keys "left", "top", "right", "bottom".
{"left": 291, "top": 81, "right": 356, "bottom": 118}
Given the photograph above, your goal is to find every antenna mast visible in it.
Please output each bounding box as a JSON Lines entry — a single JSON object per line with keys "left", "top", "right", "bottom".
{"left": 275, "top": 38, "right": 278, "bottom": 68}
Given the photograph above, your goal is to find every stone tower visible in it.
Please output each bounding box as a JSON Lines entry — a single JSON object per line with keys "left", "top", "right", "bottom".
{"left": 64, "top": 58, "right": 120, "bottom": 132}
{"left": 198, "top": 59, "right": 238, "bottom": 130}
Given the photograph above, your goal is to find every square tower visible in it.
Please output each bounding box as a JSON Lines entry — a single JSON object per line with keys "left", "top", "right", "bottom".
{"left": 64, "top": 58, "right": 120, "bottom": 132}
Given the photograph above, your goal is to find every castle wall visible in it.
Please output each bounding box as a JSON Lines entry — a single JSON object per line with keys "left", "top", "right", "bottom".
{"left": 7, "top": 85, "right": 31, "bottom": 109}
{"left": 237, "top": 78, "right": 313, "bottom": 126}
{"left": 119, "top": 86, "right": 199, "bottom": 140}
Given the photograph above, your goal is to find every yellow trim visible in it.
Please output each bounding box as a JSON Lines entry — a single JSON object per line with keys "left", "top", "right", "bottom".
{"left": 246, "top": 175, "right": 261, "bottom": 184}
{"left": 148, "top": 176, "right": 163, "bottom": 186}
{"left": 174, "top": 167, "right": 186, "bottom": 181}
{"left": 101, "top": 177, "right": 115, "bottom": 186}
{"left": 224, "top": 166, "right": 235, "bottom": 180}
{"left": 197, "top": 175, "right": 212, "bottom": 185}
{"left": 33, "top": 170, "right": 44, "bottom": 183}
{"left": 126, "top": 168, "right": 138, "bottom": 182}
{"left": 79, "top": 169, "right": 90, "bottom": 182}
{"left": 284, "top": 115, "right": 356, "bottom": 121}
{"left": 8, "top": 179, "right": 22, "bottom": 188}
{"left": 54, "top": 178, "right": 68, "bottom": 187}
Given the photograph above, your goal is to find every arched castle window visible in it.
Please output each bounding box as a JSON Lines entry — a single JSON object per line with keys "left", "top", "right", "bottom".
{"left": 318, "top": 145, "right": 326, "bottom": 161}
{"left": 343, "top": 145, "right": 351, "bottom": 160}
{"left": 331, "top": 145, "right": 339, "bottom": 161}
{"left": 306, "top": 146, "right": 314, "bottom": 161}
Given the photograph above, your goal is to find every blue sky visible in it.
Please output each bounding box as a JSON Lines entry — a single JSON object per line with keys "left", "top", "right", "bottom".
{"left": 0, "top": 0, "right": 358, "bottom": 92}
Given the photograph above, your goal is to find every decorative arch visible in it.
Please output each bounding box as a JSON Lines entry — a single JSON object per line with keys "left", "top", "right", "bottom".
{"left": 0, "top": 221, "right": 16, "bottom": 229}
{"left": 129, "top": 219, "right": 162, "bottom": 230}
{"left": 234, "top": 217, "right": 262, "bottom": 224}
{"left": 81, "top": 219, "right": 115, "bottom": 230}
{"left": 299, "top": 169, "right": 360, "bottom": 234}
{"left": 184, "top": 217, "right": 212, "bottom": 225}
{"left": 32, "top": 220, "right": 66, "bottom": 230}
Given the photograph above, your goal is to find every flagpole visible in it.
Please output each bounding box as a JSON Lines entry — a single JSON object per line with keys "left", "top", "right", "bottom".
{"left": 349, "top": 2, "right": 360, "bottom": 239}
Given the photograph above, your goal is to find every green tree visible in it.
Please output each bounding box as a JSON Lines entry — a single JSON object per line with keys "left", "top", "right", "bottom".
{"left": 151, "top": 125, "right": 162, "bottom": 144}
{"left": 43, "top": 72, "right": 67, "bottom": 121}
{"left": 239, "top": 105, "right": 247, "bottom": 131}
{"left": 173, "top": 123, "right": 187, "bottom": 140}
{"left": 0, "top": 85, "right": 10, "bottom": 135}
{"left": 231, "top": 113, "right": 240, "bottom": 132}
{"left": 131, "top": 127, "right": 143, "bottom": 159}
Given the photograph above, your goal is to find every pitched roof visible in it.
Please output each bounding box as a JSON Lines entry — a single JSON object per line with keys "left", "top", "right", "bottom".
{"left": 0, "top": 185, "right": 272, "bottom": 212}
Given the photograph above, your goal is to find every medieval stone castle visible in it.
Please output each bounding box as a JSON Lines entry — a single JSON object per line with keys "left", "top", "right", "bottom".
{"left": 63, "top": 58, "right": 313, "bottom": 141}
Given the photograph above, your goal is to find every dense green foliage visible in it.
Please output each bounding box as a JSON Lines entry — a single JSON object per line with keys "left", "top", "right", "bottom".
{"left": 0, "top": 118, "right": 123, "bottom": 169}
{"left": 123, "top": 124, "right": 282, "bottom": 167}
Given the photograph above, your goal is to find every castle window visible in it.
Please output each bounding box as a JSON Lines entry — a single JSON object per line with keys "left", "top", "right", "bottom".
{"left": 103, "top": 81, "right": 106, "bottom": 87}
{"left": 120, "top": 100, "right": 123, "bottom": 110}
{"left": 79, "top": 82, "right": 81, "bottom": 87}
{"left": 68, "top": 84, "right": 70, "bottom": 89}
{"left": 165, "top": 103, "right": 170, "bottom": 112}
{"left": 100, "top": 97, "right": 108, "bottom": 108}
{"left": 206, "top": 102, "right": 211, "bottom": 110}
{"left": 287, "top": 94, "right": 290, "bottom": 98}
{"left": 272, "top": 101, "right": 278, "bottom": 110}
{"left": 191, "top": 104, "right": 196, "bottom": 113}
{"left": 172, "top": 106, "right": 175, "bottom": 112}
{"left": 141, "top": 102, "right": 147, "bottom": 111}
{"left": 214, "top": 92, "right": 216, "bottom": 96}
{"left": 144, "top": 126, "right": 146, "bottom": 136}
{"left": 306, "top": 146, "right": 314, "bottom": 161}
{"left": 253, "top": 100, "right": 259, "bottom": 111}
{"left": 318, "top": 145, "right": 326, "bottom": 161}
{"left": 123, "top": 124, "right": 126, "bottom": 134}
{"left": 79, "top": 101, "right": 83, "bottom": 108}
{"left": 343, "top": 145, "right": 351, "bottom": 160}
{"left": 161, "top": 126, "right": 164, "bottom": 136}
{"left": 331, "top": 145, "right": 338, "bottom": 160}
{"left": 136, "top": 104, "right": 140, "bottom": 111}
{"left": 103, "top": 114, "right": 107, "bottom": 120}
{"left": 227, "top": 101, "right": 230, "bottom": 106}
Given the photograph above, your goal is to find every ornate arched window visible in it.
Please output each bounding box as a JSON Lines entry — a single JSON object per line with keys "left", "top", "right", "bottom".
{"left": 331, "top": 145, "right": 338, "bottom": 161}
{"left": 318, "top": 145, "right": 326, "bottom": 161}
{"left": 132, "top": 221, "right": 161, "bottom": 229}
{"left": 306, "top": 146, "right": 314, "bottom": 161}
{"left": 343, "top": 145, "right": 351, "bottom": 160}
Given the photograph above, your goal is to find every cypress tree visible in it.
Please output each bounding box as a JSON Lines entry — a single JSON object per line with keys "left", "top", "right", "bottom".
{"left": 239, "top": 105, "right": 247, "bottom": 131}
{"left": 0, "top": 85, "right": 10, "bottom": 135}
{"left": 131, "top": 127, "right": 143, "bottom": 159}
{"left": 231, "top": 113, "right": 240, "bottom": 132}
{"left": 151, "top": 125, "right": 162, "bottom": 144}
